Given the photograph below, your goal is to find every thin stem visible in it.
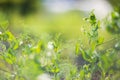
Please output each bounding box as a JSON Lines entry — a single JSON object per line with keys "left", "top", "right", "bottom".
{"left": 97, "top": 37, "right": 120, "bottom": 47}
{"left": 0, "top": 68, "right": 15, "bottom": 75}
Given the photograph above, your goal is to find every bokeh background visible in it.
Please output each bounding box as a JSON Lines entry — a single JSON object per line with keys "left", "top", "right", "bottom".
{"left": 0, "top": 0, "right": 119, "bottom": 39}
{"left": 0, "top": 0, "right": 120, "bottom": 80}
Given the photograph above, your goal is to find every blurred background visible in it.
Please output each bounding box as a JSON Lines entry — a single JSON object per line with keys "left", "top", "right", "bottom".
{"left": 0, "top": 0, "right": 119, "bottom": 38}
{"left": 0, "top": 0, "right": 120, "bottom": 80}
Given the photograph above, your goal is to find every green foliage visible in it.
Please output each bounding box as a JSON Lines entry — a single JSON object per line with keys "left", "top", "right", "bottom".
{"left": 0, "top": 10, "right": 120, "bottom": 80}
{"left": 106, "top": 10, "right": 120, "bottom": 34}
{"left": 75, "top": 11, "right": 120, "bottom": 80}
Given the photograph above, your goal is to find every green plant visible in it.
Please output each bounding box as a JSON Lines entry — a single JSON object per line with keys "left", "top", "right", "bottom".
{"left": 75, "top": 11, "right": 120, "bottom": 80}
{"left": 0, "top": 10, "right": 120, "bottom": 80}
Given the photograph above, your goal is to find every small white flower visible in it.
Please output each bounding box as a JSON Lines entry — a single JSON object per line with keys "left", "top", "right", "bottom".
{"left": 28, "top": 44, "right": 32, "bottom": 48}
{"left": 0, "top": 31, "right": 2, "bottom": 34}
{"left": 37, "top": 73, "right": 52, "bottom": 80}
{"left": 47, "top": 41, "right": 54, "bottom": 49}
{"left": 19, "top": 41, "right": 23, "bottom": 45}
{"left": 47, "top": 52, "right": 52, "bottom": 57}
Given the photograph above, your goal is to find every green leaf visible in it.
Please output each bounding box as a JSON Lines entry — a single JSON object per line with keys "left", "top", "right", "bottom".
{"left": 75, "top": 43, "right": 80, "bottom": 55}
{"left": 89, "top": 12, "right": 96, "bottom": 25}
{"left": 51, "top": 67, "right": 60, "bottom": 73}
{"left": 91, "top": 42, "right": 96, "bottom": 51}
{"left": 13, "top": 42, "right": 19, "bottom": 50}
{"left": 80, "top": 69, "right": 85, "bottom": 79}
{"left": 0, "top": 21, "right": 9, "bottom": 31}
{"left": 97, "top": 37, "right": 104, "bottom": 45}
{"left": 80, "top": 48, "right": 91, "bottom": 62}
{"left": 5, "top": 31, "right": 15, "bottom": 41}
{"left": 4, "top": 53, "right": 16, "bottom": 64}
